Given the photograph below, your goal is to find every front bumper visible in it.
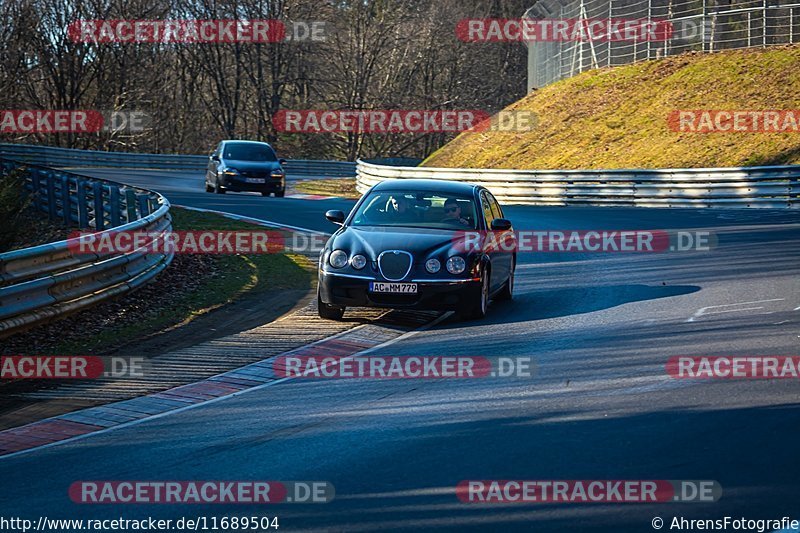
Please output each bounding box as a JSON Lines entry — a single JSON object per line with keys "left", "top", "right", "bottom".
{"left": 318, "top": 270, "right": 480, "bottom": 310}
{"left": 221, "top": 175, "right": 285, "bottom": 193}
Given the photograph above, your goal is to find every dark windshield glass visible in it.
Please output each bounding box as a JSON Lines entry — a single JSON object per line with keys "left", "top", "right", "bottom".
{"left": 224, "top": 143, "right": 277, "bottom": 162}
{"left": 350, "top": 191, "right": 478, "bottom": 230}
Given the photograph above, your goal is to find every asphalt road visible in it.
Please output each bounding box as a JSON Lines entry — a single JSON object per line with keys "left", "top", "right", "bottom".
{"left": 1, "top": 169, "right": 799, "bottom": 532}
{"left": 67, "top": 168, "right": 355, "bottom": 232}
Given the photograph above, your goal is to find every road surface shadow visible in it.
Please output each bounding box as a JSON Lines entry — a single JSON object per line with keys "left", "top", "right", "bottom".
{"left": 439, "top": 284, "right": 700, "bottom": 328}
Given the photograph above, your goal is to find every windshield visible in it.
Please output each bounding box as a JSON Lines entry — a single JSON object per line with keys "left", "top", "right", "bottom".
{"left": 223, "top": 143, "right": 277, "bottom": 162}
{"left": 350, "top": 191, "right": 478, "bottom": 230}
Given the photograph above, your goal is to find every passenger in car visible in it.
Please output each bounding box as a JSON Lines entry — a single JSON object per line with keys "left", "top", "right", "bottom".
{"left": 386, "top": 195, "right": 417, "bottom": 223}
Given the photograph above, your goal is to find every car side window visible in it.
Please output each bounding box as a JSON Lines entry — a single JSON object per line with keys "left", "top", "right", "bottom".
{"left": 480, "top": 192, "right": 495, "bottom": 228}
{"left": 487, "top": 192, "right": 503, "bottom": 221}
{"left": 213, "top": 144, "right": 222, "bottom": 158}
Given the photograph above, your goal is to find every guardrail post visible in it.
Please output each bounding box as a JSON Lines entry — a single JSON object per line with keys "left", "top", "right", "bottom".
{"left": 29, "top": 168, "right": 41, "bottom": 212}
{"left": 45, "top": 170, "right": 57, "bottom": 220}
{"left": 109, "top": 186, "right": 121, "bottom": 228}
{"left": 125, "top": 189, "right": 138, "bottom": 222}
{"left": 77, "top": 178, "right": 89, "bottom": 228}
{"left": 92, "top": 181, "right": 105, "bottom": 230}
{"left": 60, "top": 174, "right": 71, "bottom": 225}
{"left": 137, "top": 193, "right": 151, "bottom": 217}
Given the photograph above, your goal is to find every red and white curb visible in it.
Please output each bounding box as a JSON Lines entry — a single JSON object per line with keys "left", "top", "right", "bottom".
{"left": 0, "top": 311, "right": 446, "bottom": 459}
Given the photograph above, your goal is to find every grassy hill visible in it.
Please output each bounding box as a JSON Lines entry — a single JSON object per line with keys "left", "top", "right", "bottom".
{"left": 423, "top": 45, "right": 800, "bottom": 169}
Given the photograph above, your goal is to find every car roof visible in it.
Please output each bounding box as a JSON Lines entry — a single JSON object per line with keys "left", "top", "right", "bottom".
{"left": 222, "top": 140, "right": 273, "bottom": 147}
{"left": 371, "top": 179, "right": 480, "bottom": 195}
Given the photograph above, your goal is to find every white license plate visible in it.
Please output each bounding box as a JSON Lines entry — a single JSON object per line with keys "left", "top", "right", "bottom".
{"left": 245, "top": 177, "right": 265, "bottom": 183}
{"left": 369, "top": 282, "right": 418, "bottom": 294}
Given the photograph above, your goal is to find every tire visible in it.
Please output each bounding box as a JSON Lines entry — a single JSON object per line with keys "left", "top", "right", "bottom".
{"left": 205, "top": 181, "right": 214, "bottom": 193}
{"left": 275, "top": 190, "right": 285, "bottom": 198}
{"left": 462, "top": 269, "right": 490, "bottom": 320}
{"left": 495, "top": 257, "right": 514, "bottom": 301}
{"left": 214, "top": 178, "right": 226, "bottom": 194}
{"left": 261, "top": 191, "right": 270, "bottom": 197}
{"left": 317, "top": 290, "right": 345, "bottom": 320}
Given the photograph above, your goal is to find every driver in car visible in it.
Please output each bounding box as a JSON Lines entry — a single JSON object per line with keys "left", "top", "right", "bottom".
{"left": 441, "top": 198, "right": 470, "bottom": 226}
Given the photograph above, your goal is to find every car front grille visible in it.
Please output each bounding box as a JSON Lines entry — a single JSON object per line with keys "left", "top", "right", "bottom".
{"left": 378, "top": 250, "right": 413, "bottom": 281}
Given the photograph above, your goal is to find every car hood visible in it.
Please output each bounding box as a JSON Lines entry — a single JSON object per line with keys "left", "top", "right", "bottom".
{"left": 330, "top": 226, "right": 473, "bottom": 260}
{"left": 222, "top": 159, "right": 282, "bottom": 172}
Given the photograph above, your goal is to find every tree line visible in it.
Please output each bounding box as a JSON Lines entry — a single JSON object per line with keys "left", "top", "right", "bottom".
{"left": 0, "top": 0, "right": 530, "bottom": 160}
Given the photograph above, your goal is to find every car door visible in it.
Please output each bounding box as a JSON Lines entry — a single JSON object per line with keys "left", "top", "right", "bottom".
{"left": 481, "top": 190, "right": 512, "bottom": 293}
{"left": 207, "top": 143, "right": 222, "bottom": 184}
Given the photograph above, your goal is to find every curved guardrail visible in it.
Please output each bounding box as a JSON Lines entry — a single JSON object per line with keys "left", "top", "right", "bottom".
{"left": 356, "top": 160, "right": 800, "bottom": 208}
{"left": 0, "top": 143, "right": 356, "bottom": 178}
{"left": 0, "top": 158, "right": 173, "bottom": 338}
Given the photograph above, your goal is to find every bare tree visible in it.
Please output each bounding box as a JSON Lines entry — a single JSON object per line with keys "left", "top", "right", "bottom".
{"left": 0, "top": 0, "right": 528, "bottom": 159}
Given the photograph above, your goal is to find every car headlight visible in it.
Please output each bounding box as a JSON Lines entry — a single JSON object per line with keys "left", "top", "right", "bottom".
{"left": 351, "top": 254, "right": 367, "bottom": 270}
{"left": 446, "top": 256, "right": 466, "bottom": 275}
{"left": 222, "top": 168, "right": 239, "bottom": 176}
{"left": 329, "top": 250, "right": 348, "bottom": 269}
{"left": 270, "top": 171, "right": 284, "bottom": 178}
{"left": 425, "top": 258, "right": 441, "bottom": 274}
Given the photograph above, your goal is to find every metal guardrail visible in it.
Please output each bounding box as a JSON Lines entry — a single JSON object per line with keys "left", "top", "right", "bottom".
{"left": 356, "top": 160, "right": 800, "bottom": 208}
{"left": 0, "top": 144, "right": 357, "bottom": 178}
{"left": 0, "top": 158, "right": 173, "bottom": 338}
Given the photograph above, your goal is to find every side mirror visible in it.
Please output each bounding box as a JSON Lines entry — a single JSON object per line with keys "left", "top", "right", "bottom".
{"left": 325, "top": 210, "right": 345, "bottom": 225}
{"left": 211, "top": 155, "right": 220, "bottom": 162}
{"left": 279, "top": 158, "right": 287, "bottom": 165}
{"left": 490, "top": 218, "right": 512, "bottom": 231}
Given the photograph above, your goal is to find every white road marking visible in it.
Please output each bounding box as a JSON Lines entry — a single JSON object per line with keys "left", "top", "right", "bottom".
{"left": 176, "top": 205, "right": 330, "bottom": 236}
{"left": 687, "top": 299, "right": 785, "bottom": 322}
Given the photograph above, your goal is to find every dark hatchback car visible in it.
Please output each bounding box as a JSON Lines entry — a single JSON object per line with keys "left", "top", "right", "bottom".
{"left": 318, "top": 179, "right": 516, "bottom": 320}
{"left": 205, "top": 140, "right": 287, "bottom": 197}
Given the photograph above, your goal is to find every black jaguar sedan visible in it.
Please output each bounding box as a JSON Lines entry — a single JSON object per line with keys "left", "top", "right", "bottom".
{"left": 317, "top": 179, "right": 516, "bottom": 320}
